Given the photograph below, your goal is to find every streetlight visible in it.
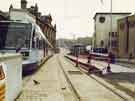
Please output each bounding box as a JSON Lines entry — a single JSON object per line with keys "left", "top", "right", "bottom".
{"left": 100, "top": 0, "right": 112, "bottom": 72}
{"left": 100, "top": 0, "right": 112, "bottom": 51}
{"left": 72, "top": 33, "right": 79, "bottom": 67}
{"left": 72, "top": 33, "right": 76, "bottom": 45}
{"left": 109, "top": 0, "right": 112, "bottom": 51}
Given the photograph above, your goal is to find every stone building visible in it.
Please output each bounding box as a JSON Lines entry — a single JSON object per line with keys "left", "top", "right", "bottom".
{"left": 40, "top": 15, "right": 56, "bottom": 49}
{"left": 117, "top": 15, "right": 135, "bottom": 58}
{"left": 93, "top": 12, "right": 131, "bottom": 55}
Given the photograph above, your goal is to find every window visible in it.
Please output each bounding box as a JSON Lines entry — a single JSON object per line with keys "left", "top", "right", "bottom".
{"left": 109, "top": 32, "right": 111, "bottom": 37}
{"left": 32, "top": 30, "right": 36, "bottom": 48}
{"left": 100, "top": 40, "right": 104, "bottom": 47}
{"left": 0, "top": 22, "right": 31, "bottom": 49}
{"left": 112, "top": 32, "right": 115, "bottom": 37}
{"left": 109, "top": 32, "right": 118, "bottom": 38}
{"left": 36, "top": 38, "right": 39, "bottom": 48}
{"left": 120, "top": 23, "right": 125, "bottom": 30}
{"left": 111, "top": 40, "right": 118, "bottom": 47}
{"left": 115, "top": 32, "right": 117, "bottom": 37}
{"left": 39, "top": 39, "right": 44, "bottom": 49}
{"left": 129, "top": 21, "right": 135, "bottom": 28}
{"left": 99, "top": 16, "right": 105, "bottom": 23}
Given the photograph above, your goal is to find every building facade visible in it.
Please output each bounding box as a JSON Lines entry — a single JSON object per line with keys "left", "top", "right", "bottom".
{"left": 40, "top": 15, "right": 56, "bottom": 49}
{"left": 93, "top": 12, "right": 131, "bottom": 55}
{"left": 117, "top": 15, "right": 135, "bottom": 58}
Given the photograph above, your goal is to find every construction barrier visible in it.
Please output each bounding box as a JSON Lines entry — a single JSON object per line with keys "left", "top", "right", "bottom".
{"left": 0, "top": 53, "right": 22, "bottom": 101}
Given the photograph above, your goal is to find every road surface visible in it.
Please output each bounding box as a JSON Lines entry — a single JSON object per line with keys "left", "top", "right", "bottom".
{"left": 16, "top": 50, "right": 133, "bottom": 101}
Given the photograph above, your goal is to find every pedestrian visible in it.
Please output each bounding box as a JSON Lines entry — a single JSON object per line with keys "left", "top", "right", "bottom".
{"left": 106, "top": 64, "right": 111, "bottom": 73}
{"left": 106, "top": 52, "right": 112, "bottom": 73}
{"left": 87, "top": 54, "right": 91, "bottom": 63}
{"left": 129, "top": 53, "right": 132, "bottom": 60}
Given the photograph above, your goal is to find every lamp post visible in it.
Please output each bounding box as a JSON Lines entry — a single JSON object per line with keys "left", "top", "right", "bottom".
{"left": 73, "top": 34, "right": 79, "bottom": 67}
{"left": 109, "top": 0, "right": 112, "bottom": 51}
{"left": 107, "top": 0, "right": 112, "bottom": 73}
{"left": 100, "top": 0, "right": 112, "bottom": 51}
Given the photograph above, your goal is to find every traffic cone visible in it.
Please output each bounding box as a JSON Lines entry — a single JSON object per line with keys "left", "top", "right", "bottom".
{"left": 106, "top": 57, "right": 111, "bottom": 73}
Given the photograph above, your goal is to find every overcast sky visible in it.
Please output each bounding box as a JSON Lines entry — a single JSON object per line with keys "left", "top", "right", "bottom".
{"left": 0, "top": 0, "right": 135, "bottom": 39}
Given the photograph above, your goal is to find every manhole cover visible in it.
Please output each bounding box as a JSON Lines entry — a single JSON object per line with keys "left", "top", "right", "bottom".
{"left": 68, "top": 71, "right": 82, "bottom": 75}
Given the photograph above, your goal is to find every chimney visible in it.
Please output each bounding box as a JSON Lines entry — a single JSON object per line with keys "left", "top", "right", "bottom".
{"left": 9, "top": 4, "right": 13, "bottom": 11}
{"left": 21, "top": 0, "right": 27, "bottom": 9}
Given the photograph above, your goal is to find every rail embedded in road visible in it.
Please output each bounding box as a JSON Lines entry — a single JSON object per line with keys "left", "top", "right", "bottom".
{"left": 58, "top": 54, "right": 125, "bottom": 101}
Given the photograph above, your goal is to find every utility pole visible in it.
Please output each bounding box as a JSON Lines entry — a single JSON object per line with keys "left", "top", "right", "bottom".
{"left": 73, "top": 34, "right": 76, "bottom": 45}
{"left": 99, "top": 0, "right": 112, "bottom": 51}
{"left": 109, "top": 0, "right": 112, "bottom": 51}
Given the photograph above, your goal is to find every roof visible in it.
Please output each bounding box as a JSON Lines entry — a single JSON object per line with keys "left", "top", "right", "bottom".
{"left": 93, "top": 12, "right": 131, "bottom": 20}
{"left": 10, "top": 8, "right": 36, "bottom": 19}
{"left": 0, "top": 20, "right": 31, "bottom": 24}
{"left": 117, "top": 13, "right": 135, "bottom": 22}
{"left": 0, "top": 10, "right": 8, "bottom": 19}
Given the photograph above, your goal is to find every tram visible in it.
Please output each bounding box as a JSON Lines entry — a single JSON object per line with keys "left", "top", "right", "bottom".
{"left": 0, "top": 21, "right": 53, "bottom": 75}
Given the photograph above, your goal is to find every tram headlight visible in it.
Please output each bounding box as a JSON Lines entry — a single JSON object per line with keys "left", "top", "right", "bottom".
{"left": 21, "top": 52, "right": 29, "bottom": 56}
{"left": 21, "top": 52, "right": 29, "bottom": 60}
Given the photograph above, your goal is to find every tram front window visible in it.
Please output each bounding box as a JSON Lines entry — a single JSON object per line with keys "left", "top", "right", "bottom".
{"left": 0, "top": 22, "right": 32, "bottom": 50}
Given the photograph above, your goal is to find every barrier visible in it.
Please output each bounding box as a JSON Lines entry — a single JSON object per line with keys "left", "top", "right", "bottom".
{"left": 66, "top": 53, "right": 113, "bottom": 75}
{"left": 76, "top": 56, "right": 79, "bottom": 67}
{"left": 87, "top": 53, "right": 112, "bottom": 73}
{"left": 0, "top": 53, "right": 22, "bottom": 101}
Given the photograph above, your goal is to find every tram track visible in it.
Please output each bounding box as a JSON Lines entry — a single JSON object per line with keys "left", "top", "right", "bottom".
{"left": 64, "top": 55, "right": 129, "bottom": 101}
{"left": 57, "top": 55, "right": 80, "bottom": 101}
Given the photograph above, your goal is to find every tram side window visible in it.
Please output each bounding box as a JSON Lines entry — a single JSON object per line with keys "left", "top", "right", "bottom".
{"left": 41, "top": 40, "right": 44, "bottom": 49}
{"left": 39, "top": 40, "right": 41, "bottom": 49}
{"left": 39, "top": 39, "right": 44, "bottom": 49}
{"left": 32, "top": 30, "right": 36, "bottom": 48}
{"left": 0, "top": 28, "right": 8, "bottom": 49}
{"left": 36, "top": 38, "right": 39, "bottom": 49}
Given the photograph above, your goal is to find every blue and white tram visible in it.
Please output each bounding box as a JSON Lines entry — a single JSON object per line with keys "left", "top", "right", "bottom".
{"left": 0, "top": 21, "right": 53, "bottom": 75}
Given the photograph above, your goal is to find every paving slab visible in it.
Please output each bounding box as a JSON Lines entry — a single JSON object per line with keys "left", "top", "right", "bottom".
{"left": 17, "top": 55, "right": 77, "bottom": 101}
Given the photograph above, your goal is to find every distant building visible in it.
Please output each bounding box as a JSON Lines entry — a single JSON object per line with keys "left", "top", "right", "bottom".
{"left": 93, "top": 12, "right": 131, "bottom": 55}
{"left": 70, "top": 44, "right": 87, "bottom": 56}
{"left": 117, "top": 15, "right": 135, "bottom": 58}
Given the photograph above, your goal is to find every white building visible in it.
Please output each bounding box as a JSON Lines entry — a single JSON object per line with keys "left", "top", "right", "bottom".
{"left": 93, "top": 12, "right": 131, "bottom": 51}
